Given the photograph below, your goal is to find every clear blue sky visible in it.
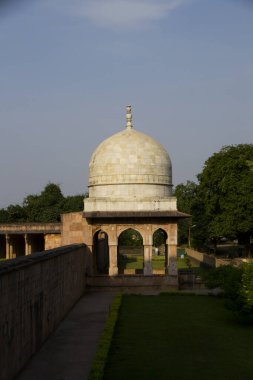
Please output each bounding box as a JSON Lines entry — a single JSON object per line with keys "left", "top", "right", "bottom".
{"left": 0, "top": 0, "right": 252, "bottom": 207}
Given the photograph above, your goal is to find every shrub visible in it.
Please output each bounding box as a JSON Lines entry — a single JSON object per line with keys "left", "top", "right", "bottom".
{"left": 203, "top": 265, "right": 242, "bottom": 299}
{"left": 238, "top": 263, "right": 253, "bottom": 322}
{"left": 204, "top": 264, "right": 253, "bottom": 323}
{"left": 88, "top": 293, "right": 122, "bottom": 380}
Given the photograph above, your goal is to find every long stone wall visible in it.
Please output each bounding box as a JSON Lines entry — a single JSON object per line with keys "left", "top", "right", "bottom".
{"left": 0, "top": 244, "right": 89, "bottom": 380}
{"left": 185, "top": 248, "right": 232, "bottom": 268}
{"left": 185, "top": 248, "right": 216, "bottom": 267}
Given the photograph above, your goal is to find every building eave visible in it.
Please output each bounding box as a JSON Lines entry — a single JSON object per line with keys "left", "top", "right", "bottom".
{"left": 83, "top": 210, "right": 190, "bottom": 219}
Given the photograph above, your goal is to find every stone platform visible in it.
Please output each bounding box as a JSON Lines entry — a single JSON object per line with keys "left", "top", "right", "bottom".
{"left": 86, "top": 274, "right": 178, "bottom": 291}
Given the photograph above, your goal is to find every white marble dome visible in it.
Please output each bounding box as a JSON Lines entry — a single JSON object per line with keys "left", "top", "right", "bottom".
{"left": 84, "top": 106, "right": 177, "bottom": 213}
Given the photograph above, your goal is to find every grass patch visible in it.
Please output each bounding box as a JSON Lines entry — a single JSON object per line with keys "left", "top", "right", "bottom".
{"left": 118, "top": 253, "right": 199, "bottom": 271}
{"left": 104, "top": 294, "right": 253, "bottom": 380}
{"left": 152, "top": 255, "right": 165, "bottom": 269}
{"left": 88, "top": 294, "right": 122, "bottom": 380}
{"left": 177, "top": 256, "right": 199, "bottom": 270}
{"left": 118, "top": 254, "right": 143, "bottom": 270}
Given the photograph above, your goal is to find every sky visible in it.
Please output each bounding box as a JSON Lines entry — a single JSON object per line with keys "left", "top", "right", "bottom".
{"left": 0, "top": 0, "right": 253, "bottom": 208}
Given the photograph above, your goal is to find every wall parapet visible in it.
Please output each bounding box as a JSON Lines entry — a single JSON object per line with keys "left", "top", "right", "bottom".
{"left": 0, "top": 244, "right": 90, "bottom": 380}
{"left": 185, "top": 248, "right": 232, "bottom": 268}
{"left": 0, "top": 244, "right": 83, "bottom": 274}
{"left": 185, "top": 248, "right": 216, "bottom": 267}
{"left": 0, "top": 222, "right": 61, "bottom": 234}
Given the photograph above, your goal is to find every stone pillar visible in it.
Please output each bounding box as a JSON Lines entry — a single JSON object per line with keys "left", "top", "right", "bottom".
{"left": 5, "top": 234, "right": 10, "bottom": 259}
{"left": 144, "top": 245, "right": 152, "bottom": 275}
{"left": 24, "top": 234, "right": 31, "bottom": 256}
{"left": 108, "top": 245, "right": 118, "bottom": 276}
{"left": 86, "top": 245, "right": 94, "bottom": 276}
{"left": 167, "top": 244, "right": 178, "bottom": 276}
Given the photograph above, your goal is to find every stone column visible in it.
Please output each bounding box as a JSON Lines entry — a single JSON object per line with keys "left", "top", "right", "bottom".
{"left": 44, "top": 234, "right": 48, "bottom": 251}
{"left": 86, "top": 245, "right": 94, "bottom": 276}
{"left": 167, "top": 244, "right": 178, "bottom": 276}
{"left": 108, "top": 245, "right": 118, "bottom": 276}
{"left": 5, "top": 234, "right": 10, "bottom": 259}
{"left": 24, "top": 234, "right": 31, "bottom": 256}
{"left": 144, "top": 245, "right": 153, "bottom": 275}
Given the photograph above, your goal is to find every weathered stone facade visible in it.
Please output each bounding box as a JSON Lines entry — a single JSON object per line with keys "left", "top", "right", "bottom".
{"left": 0, "top": 223, "right": 61, "bottom": 259}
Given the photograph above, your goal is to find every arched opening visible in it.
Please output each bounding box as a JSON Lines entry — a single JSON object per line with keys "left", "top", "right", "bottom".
{"left": 30, "top": 234, "right": 45, "bottom": 253}
{"left": 93, "top": 230, "right": 109, "bottom": 274}
{"left": 0, "top": 235, "right": 6, "bottom": 259}
{"left": 152, "top": 229, "right": 167, "bottom": 274}
{"left": 11, "top": 235, "right": 25, "bottom": 257}
{"left": 118, "top": 228, "right": 144, "bottom": 274}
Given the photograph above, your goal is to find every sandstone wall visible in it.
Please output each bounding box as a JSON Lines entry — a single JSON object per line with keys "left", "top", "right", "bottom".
{"left": 0, "top": 244, "right": 89, "bottom": 380}
{"left": 185, "top": 248, "right": 216, "bottom": 267}
{"left": 61, "top": 212, "right": 87, "bottom": 245}
{"left": 44, "top": 233, "right": 62, "bottom": 250}
{"left": 185, "top": 248, "right": 233, "bottom": 268}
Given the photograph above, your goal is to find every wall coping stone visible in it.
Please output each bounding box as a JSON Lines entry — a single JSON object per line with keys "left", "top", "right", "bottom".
{"left": 0, "top": 244, "right": 86, "bottom": 275}
{"left": 0, "top": 222, "right": 61, "bottom": 234}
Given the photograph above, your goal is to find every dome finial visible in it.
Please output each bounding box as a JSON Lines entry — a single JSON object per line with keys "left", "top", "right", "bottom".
{"left": 126, "top": 105, "right": 133, "bottom": 129}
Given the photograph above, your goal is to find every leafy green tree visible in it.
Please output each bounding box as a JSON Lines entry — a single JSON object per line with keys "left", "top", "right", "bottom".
{"left": 1, "top": 204, "right": 27, "bottom": 222}
{"left": 153, "top": 229, "right": 167, "bottom": 247}
{"left": 63, "top": 194, "right": 87, "bottom": 213}
{"left": 0, "top": 183, "right": 86, "bottom": 223}
{"left": 190, "top": 198, "right": 210, "bottom": 249}
{"left": 0, "top": 208, "right": 10, "bottom": 222}
{"left": 196, "top": 144, "right": 253, "bottom": 255}
{"left": 174, "top": 181, "right": 198, "bottom": 245}
{"left": 23, "top": 183, "right": 65, "bottom": 222}
{"left": 118, "top": 229, "right": 143, "bottom": 247}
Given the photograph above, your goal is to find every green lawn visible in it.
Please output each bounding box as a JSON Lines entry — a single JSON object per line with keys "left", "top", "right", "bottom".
{"left": 152, "top": 255, "right": 165, "bottom": 269}
{"left": 177, "top": 256, "right": 199, "bottom": 270}
{"left": 118, "top": 254, "right": 144, "bottom": 270}
{"left": 104, "top": 295, "right": 253, "bottom": 380}
{"left": 118, "top": 253, "right": 199, "bottom": 270}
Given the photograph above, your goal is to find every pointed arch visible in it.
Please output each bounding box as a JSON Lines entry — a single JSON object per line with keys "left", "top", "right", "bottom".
{"left": 93, "top": 230, "right": 109, "bottom": 274}
{"left": 118, "top": 228, "right": 144, "bottom": 274}
{"left": 153, "top": 228, "right": 167, "bottom": 248}
{"left": 152, "top": 228, "right": 167, "bottom": 273}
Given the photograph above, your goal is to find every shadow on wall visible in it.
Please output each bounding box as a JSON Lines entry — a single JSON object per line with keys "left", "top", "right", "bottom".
{"left": 0, "top": 244, "right": 90, "bottom": 380}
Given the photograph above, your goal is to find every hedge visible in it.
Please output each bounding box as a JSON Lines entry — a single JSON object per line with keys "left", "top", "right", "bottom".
{"left": 88, "top": 293, "right": 123, "bottom": 380}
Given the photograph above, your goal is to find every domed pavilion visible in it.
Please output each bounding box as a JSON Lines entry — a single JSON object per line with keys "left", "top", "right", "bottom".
{"left": 81, "top": 106, "right": 188, "bottom": 278}
{"left": 85, "top": 106, "right": 173, "bottom": 212}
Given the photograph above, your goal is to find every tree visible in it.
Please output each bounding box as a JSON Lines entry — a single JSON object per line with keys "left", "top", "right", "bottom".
{"left": 63, "top": 193, "right": 87, "bottom": 213}
{"left": 23, "top": 183, "right": 65, "bottom": 222}
{"left": 0, "top": 183, "right": 86, "bottom": 223}
{"left": 0, "top": 208, "right": 10, "bottom": 222}
{"left": 174, "top": 181, "right": 198, "bottom": 245}
{"left": 196, "top": 144, "right": 253, "bottom": 255}
{"left": 118, "top": 229, "right": 143, "bottom": 247}
{"left": 0, "top": 205, "right": 27, "bottom": 222}
{"left": 153, "top": 229, "right": 167, "bottom": 247}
